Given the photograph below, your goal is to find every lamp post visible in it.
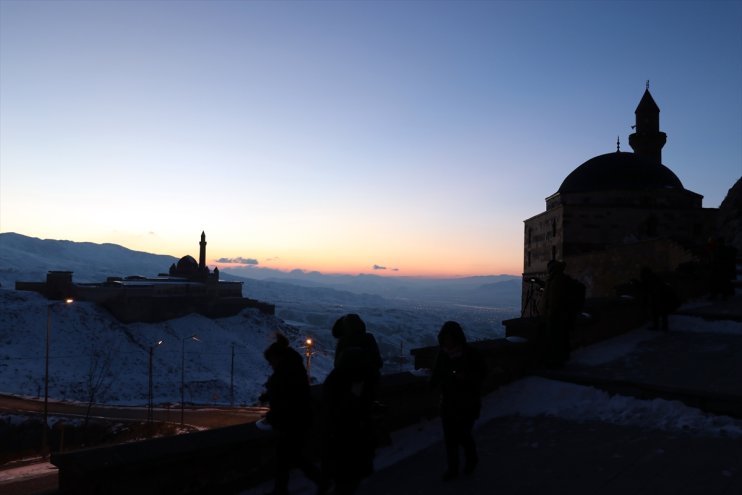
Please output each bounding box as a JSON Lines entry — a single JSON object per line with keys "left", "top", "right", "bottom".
{"left": 43, "top": 298, "right": 73, "bottom": 456}
{"left": 230, "top": 343, "right": 235, "bottom": 408}
{"left": 304, "top": 337, "right": 314, "bottom": 381}
{"left": 181, "top": 335, "right": 200, "bottom": 426}
{"left": 147, "top": 340, "right": 164, "bottom": 425}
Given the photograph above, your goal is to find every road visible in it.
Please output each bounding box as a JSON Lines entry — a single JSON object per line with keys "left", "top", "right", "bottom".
{"left": 0, "top": 393, "right": 266, "bottom": 428}
{"left": 0, "top": 394, "right": 268, "bottom": 494}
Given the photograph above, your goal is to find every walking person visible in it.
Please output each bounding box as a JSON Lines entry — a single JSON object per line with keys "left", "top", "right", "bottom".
{"left": 542, "top": 260, "right": 583, "bottom": 367}
{"left": 332, "top": 313, "right": 383, "bottom": 406}
{"left": 639, "top": 266, "right": 680, "bottom": 332}
{"left": 260, "top": 334, "right": 326, "bottom": 495}
{"left": 431, "top": 321, "right": 487, "bottom": 481}
{"left": 321, "top": 346, "right": 377, "bottom": 495}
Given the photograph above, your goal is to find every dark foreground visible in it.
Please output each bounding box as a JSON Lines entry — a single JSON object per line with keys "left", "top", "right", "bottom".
{"left": 354, "top": 295, "right": 742, "bottom": 495}
{"left": 3, "top": 295, "right": 741, "bottom": 495}
{"left": 356, "top": 414, "right": 742, "bottom": 495}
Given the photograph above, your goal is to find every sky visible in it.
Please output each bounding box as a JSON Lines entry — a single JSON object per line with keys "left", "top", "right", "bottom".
{"left": 1, "top": 1, "right": 740, "bottom": 277}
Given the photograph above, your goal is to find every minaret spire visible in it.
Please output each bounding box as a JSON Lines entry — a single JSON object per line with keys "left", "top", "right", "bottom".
{"left": 199, "top": 231, "right": 207, "bottom": 271}
{"left": 628, "top": 85, "right": 666, "bottom": 164}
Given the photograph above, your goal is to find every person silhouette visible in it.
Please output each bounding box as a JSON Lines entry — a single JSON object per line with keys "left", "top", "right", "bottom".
{"left": 639, "top": 267, "right": 680, "bottom": 332}
{"left": 321, "top": 346, "right": 377, "bottom": 495}
{"left": 261, "top": 334, "right": 326, "bottom": 495}
{"left": 431, "top": 321, "right": 486, "bottom": 481}
{"left": 332, "top": 314, "right": 383, "bottom": 407}
{"left": 542, "top": 260, "right": 581, "bottom": 367}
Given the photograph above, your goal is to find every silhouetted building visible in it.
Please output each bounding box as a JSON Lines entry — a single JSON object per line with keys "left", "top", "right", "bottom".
{"left": 522, "top": 86, "right": 717, "bottom": 309}
{"left": 16, "top": 232, "right": 274, "bottom": 322}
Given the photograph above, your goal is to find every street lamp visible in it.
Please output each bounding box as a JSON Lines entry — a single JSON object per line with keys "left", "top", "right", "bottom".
{"left": 181, "top": 335, "right": 200, "bottom": 426}
{"left": 148, "top": 340, "right": 164, "bottom": 425}
{"left": 230, "top": 343, "right": 237, "bottom": 408}
{"left": 304, "top": 337, "right": 314, "bottom": 381}
{"left": 43, "top": 298, "right": 73, "bottom": 456}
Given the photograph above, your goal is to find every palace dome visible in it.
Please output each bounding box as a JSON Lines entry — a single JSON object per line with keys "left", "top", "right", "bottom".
{"left": 176, "top": 255, "right": 199, "bottom": 274}
{"left": 557, "top": 151, "right": 684, "bottom": 194}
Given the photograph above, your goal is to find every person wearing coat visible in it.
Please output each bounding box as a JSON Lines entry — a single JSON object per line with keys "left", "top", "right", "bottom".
{"left": 261, "top": 334, "right": 326, "bottom": 495}
{"left": 542, "top": 259, "right": 575, "bottom": 367}
{"left": 431, "top": 321, "right": 487, "bottom": 481}
{"left": 321, "top": 346, "right": 376, "bottom": 495}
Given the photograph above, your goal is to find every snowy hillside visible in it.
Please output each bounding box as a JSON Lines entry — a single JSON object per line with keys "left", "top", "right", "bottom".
{"left": 0, "top": 232, "right": 179, "bottom": 285}
{"left": 0, "top": 232, "right": 520, "bottom": 406}
{"left": 0, "top": 289, "right": 315, "bottom": 406}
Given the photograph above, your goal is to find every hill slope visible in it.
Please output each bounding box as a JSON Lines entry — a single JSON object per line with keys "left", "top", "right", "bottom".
{"left": 0, "top": 232, "right": 521, "bottom": 406}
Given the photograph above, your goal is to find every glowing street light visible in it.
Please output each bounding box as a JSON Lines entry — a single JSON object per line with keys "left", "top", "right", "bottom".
{"left": 147, "top": 340, "right": 164, "bottom": 425}
{"left": 304, "top": 337, "right": 314, "bottom": 381}
{"left": 181, "top": 335, "right": 200, "bottom": 426}
{"left": 43, "top": 298, "right": 73, "bottom": 456}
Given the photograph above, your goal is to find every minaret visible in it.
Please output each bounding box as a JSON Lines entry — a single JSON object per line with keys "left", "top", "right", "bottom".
{"left": 199, "top": 231, "right": 207, "bottom": 271}
{"left": 628, "top": 83, "right": 667, "bottom": 165}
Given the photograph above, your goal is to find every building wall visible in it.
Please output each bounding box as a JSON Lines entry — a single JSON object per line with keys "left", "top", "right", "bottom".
{"left": 523, "top": 206, "right": 564, "bottom": 279}
{"left": 564, "top": 238, "right": 696, "bottom": 298}
{"left": 562, "top": 204, "right": 715, "bottom": 257}
{"left": 521, "top": 190, "right": 717, "bottom": 308}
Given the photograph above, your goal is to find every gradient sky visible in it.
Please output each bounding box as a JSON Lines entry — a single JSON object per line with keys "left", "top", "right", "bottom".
{"left": 1, "top": 1, "right": 740, "bottom": 277}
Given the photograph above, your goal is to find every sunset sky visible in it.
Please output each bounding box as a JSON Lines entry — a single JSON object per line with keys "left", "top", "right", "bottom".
{"left": 1, "top": 1, "right": 740, "bottom": 277}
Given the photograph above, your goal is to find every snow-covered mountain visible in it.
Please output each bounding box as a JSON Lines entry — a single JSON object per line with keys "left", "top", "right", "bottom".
{"left": 224, "top": 265, "right": 521, "bottom": 307}
{"left": 0, "top": 232, "right": 520, "bottom": 406}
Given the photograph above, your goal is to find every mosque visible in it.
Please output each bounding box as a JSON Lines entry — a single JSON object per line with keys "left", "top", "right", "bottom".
{"left": 521, "top": 86, "right": 718, "bottom": 312}
{"left": 16, "top": 232, "right": 275, "bottom": 322}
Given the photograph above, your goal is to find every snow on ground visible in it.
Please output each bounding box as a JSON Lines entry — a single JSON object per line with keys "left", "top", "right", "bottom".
{"left": 569, "top": 327, "right": 658, "bottom": 366}
{"left": 0, "top": 289, "right": 316, "bottom": 407}
{"left": 0, "top": 460, "right": 57, "bottom": 484}
{"left": 0, "top": 288, "right": 516, "bottom": 408}
{"left": 481, "top": 377, "right": 742, "bottom": 437}
{"left": 569, "top": 310, "right": 742, "bottom": 368}
{"left": 671, "top": 314, "right": 742, "bottom": 335}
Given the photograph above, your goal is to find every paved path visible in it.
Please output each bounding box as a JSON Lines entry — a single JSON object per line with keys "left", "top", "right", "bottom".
{"left": 356, "top": 415, "right": 742, "bottom": 495}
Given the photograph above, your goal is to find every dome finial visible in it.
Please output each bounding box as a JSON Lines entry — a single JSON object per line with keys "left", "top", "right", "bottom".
{"left": 617, "top": 136, "right": 621, "bottom": 152}
{"left": 646, "top": 79, "right": 650, "bottom": 90}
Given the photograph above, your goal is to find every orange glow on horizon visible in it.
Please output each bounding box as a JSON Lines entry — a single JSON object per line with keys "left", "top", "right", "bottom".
{"left": 209, "top": 256, "right": 522, "bottom": 278}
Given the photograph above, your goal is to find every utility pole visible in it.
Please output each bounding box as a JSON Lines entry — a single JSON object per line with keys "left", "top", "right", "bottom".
{"left": 230, "top": 343, "right": 235, "bottom": 407}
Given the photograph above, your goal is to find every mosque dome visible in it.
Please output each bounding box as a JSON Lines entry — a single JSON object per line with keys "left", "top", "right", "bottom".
{"left": 557, "top": 151, "right": 684, "bottom": 194}
{"left": 176, "top": 255, "right": 199, "bottom": 274}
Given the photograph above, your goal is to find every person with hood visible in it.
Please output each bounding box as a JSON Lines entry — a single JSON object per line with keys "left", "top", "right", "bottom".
{"left": 321, "top": 346, "right": 377, "bottom": 495}
{"left": 431, "top": 321, "right": 486, "bottom": 481}
{"left": 261, "top": 333, "right": 326, "bottom": 495}
{"left": 639, "top": 266, "right": 680, "bottom": 332}
{"left": 331, "top": 314, "right": 383, "bottom": 407}
{"left": 542, "top": 259, "right": 579, "bottom": 367}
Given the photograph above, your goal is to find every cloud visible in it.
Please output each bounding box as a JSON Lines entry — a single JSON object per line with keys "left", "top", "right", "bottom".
{"left": 373, "top": 264, "right": 400, "bottom": 271}
{"left": 215, "top": 257, "right": 259, "bottom": 265}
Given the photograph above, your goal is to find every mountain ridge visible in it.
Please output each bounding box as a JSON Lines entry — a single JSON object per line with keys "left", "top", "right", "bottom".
{"left": 0, "top": 232, "right": 520, "bottom": 307}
